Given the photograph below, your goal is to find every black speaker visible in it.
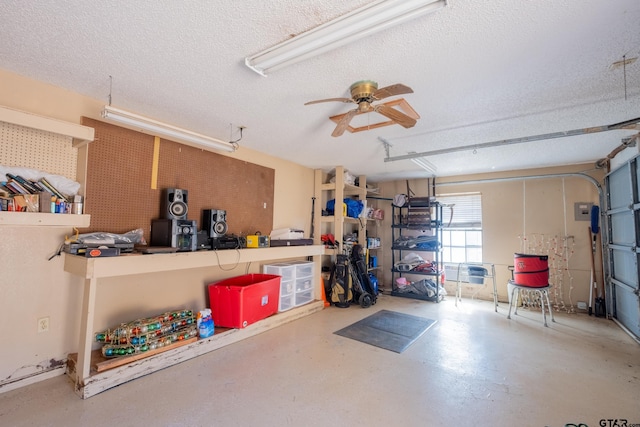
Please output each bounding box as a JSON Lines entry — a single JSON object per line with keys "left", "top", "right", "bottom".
{"left": 150, "top": 219, "right": 197, "bottom": 251}
{"left": 162, "top": 188, "right": 188, "bottom": 220}
{"left": 203, "top": 209, "right": 228, "bottom": 238}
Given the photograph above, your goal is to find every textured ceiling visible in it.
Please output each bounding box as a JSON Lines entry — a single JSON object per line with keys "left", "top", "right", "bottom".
{"left": 1, "top": 0, "right": 639, "bottom": 182}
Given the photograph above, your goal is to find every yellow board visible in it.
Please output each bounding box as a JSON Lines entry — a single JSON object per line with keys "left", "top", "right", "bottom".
{"left": 150, "top": 136, "right": 160, "bottom": 189}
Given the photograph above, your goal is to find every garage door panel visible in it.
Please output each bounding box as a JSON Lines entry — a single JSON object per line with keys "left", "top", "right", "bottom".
{"left": 610, "top": 211, "right": 635, "bottom": 246}
{"left": 609, "top": 165, "right": 632, "bottom": 209}
{"left": 614, "top": 283, "right": 640, "bottom": 338}
{"left": 611, "top": 248, "right": 639, "bottom": 288}
{"left": 605, "top": 157, "right": 639, "bottom": 341}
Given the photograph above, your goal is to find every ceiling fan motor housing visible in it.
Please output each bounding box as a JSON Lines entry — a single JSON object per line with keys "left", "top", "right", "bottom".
{"left": 350, "top": 80, "right": 378, "bottom": 102}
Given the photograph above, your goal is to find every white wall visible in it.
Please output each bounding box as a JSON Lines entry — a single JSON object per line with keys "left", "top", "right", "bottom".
{"left": 0, "top": 68, "right": 315, "bottom": 391}
{"left": 376, "top": 167, "right": 604, "bottom": 305}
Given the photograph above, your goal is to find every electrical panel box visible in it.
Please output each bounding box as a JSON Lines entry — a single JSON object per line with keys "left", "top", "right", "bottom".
{"left": 574, "top": 202, "right": 593, "bottom": 221}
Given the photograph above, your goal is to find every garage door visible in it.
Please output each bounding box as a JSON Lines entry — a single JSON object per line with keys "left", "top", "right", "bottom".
{"left": 605, "top": 157, "right": 640, "bottom": 340}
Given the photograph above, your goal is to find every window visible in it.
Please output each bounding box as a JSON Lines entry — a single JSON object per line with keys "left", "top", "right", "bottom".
{"left": 437, "top": 193, "right": 482, "bottom": 264}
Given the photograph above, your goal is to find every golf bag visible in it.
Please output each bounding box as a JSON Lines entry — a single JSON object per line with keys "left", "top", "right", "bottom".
{"left": 327, "top": 254, "right": 352, "bottom": 308}
{"left": 349, "top": 244, "right": 377, "bottom": 308}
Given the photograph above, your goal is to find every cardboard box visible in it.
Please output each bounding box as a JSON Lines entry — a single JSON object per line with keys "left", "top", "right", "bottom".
{"left": 14, "top": 194, "right": 39, "bottom": 212}
{"left": 207, "top": 274, "right": 281, "bottom": 328}
{"left": 39, "top": 192, "right": 53, "bottom": 213}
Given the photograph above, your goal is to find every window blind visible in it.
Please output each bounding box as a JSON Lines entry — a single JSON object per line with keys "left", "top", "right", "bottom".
{"left": 436, "top": 193, "right": 482, "bottom": 228}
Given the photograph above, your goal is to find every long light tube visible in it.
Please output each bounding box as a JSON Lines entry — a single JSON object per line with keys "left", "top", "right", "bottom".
{"left": 411, "top": 157, "right": 437, "bottom": 175}
{"left": 101, "top": 106, "right": 236, "bottom": 153}
{"left": 245, "top": 0, "right": 447, "bottom": 76}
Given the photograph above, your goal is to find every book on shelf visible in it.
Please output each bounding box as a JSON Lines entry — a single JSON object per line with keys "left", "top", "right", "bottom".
{"left": 29, "top": 180, "right": 45, "bottom": 192}
{"left": 6, "top": 180, "right": 29, "bottom": 195}
{"left": 6, "top": 173, "right": 39, "bottom": 193}
{"left": 39, "top": 177, "right": 67, "bottom": 201}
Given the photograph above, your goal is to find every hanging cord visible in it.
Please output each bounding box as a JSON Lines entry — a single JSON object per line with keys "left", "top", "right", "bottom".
{"left": 108, "top": 75, "right": 113, "bottom": 106}
{"left": 228, "top": 125, "right": 244, "bottom": 149}
{"left": 564, "top": 235, "right": 576, "bottom": 313}
{"left": 48, "top": 227, "right": 80, "bottom": 260}
{"left": 211, "top": 248, "right": 241, "bottom": 271}
{"left": 623, "top": 54, "right": 628, "bottom": 101}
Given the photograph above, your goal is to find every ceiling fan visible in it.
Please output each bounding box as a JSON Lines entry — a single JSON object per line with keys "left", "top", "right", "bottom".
{"left": 305, "top": 80, "right": 419, "bottom": 137}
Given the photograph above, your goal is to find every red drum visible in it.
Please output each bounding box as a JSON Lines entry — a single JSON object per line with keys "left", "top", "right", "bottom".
{"left": 513, "top": 253, "right": 549, "bottom": 287}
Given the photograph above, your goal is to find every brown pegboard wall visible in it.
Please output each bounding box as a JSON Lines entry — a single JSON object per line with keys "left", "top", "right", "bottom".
{"left": 0, "top": 122, "right": 78, "bottom": 179}
{"left": 82, "top": 118, "right": 274, "bottom": 243}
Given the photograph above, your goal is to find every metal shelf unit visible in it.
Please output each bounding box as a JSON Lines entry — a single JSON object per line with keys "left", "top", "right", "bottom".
{"left": 390, "top": 201, "right": 444, "bottom": 302}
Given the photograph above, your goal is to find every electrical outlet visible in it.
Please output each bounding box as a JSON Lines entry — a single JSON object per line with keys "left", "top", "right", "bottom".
{"left": 38, "top": 317, "right": 49, "bottom": 333}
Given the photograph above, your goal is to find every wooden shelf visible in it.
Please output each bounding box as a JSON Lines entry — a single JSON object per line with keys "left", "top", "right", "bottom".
{"left": 320, "top": 215, "right": 362, "bottom": 224}
{"left": 64, "top": 245, "right": 325, "bottom": 278}
{"left": 64, "top": 244, "right": 326, "bottom": 399}
{"left": 0, "top": 211, "right": 90, "bottom": 227}
{"left": 321, "top": 182, "right": 366, "bottom": 197}
{"left": 0, "top": 105, "right": 94, "bottom": 146}
{"left": 67, "top": 301, "right": 324, "bottom": 399}
{"left": 68, "top": 336, "right": 200, "bottom": 375}
{"left": 313, "top": 166, "right": 367, "bottom": 252}
{"left": 322, "top": 247, "right": 338, "bottom": 257}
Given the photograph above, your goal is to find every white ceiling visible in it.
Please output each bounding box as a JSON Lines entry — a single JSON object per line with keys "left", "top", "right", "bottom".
{"left": 1, "top": 0, "right": 640, "bottom": 182}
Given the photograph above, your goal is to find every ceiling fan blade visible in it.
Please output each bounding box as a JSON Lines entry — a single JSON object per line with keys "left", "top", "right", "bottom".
{"left": 372, "top": 84, "right": 413, "bottom": 100}
{"left": 332, "top": 109, "right": 358, "bottom": 137}
{"left": 304, "top": 97, "right": 354, "bottom": 106}
{"left": 374, "top": 104, "right": 417, "bottom": 128}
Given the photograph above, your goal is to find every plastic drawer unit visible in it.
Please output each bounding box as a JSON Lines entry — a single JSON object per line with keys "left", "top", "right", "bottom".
{"left": 263, "top": 260, "right": 315, "bottom": 310}
{"left": 284, "top": 260, "right": 315, "bottom": 308}
{"left": 263, "top": 263, "right": 297, "bottom": 312}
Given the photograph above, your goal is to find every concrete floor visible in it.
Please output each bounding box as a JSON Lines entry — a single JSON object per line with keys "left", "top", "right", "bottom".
{"left": 1, "top": 295, "right": 639, "bottom": 427}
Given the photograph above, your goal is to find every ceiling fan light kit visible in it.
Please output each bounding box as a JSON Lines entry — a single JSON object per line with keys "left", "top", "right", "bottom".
{"left": 101, "top": 106, "right": 236, "bottom": 153}
{"left": 245, "top": 0, "right": 448, "bottom": 76}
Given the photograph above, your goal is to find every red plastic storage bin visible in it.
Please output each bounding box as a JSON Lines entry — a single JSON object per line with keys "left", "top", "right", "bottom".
{"left": 208, "top": 274, "right": 281, "bottom": 328}
{"left": 513, "top": 253, "right": 549, "bottom": 287}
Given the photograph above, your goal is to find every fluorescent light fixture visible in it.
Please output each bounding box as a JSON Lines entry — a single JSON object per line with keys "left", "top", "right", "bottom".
{"left": 411, "top": 157, "right": 437, "bottom": 175}
{"left": 101, "top": 106, "right": 236, "bottom": 153}
{"left": 245, "top": 0, "right": 447, "bottom": 76}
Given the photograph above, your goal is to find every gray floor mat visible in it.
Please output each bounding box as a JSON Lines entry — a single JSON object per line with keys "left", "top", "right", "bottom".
{"left": 334, "top": 309, "right": 437, "bottom": 353}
